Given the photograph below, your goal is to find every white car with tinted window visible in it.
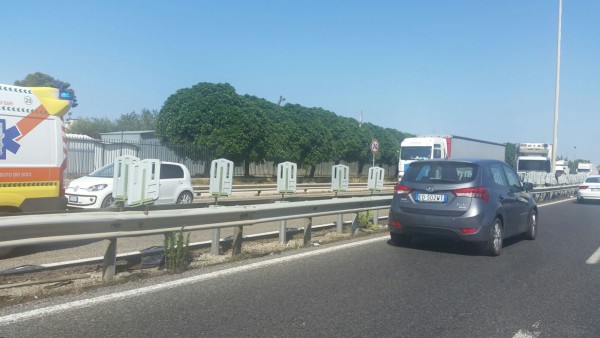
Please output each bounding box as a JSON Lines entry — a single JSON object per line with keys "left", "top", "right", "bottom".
{"left": 66, "top": 162, "right": 194, "bottom": 208}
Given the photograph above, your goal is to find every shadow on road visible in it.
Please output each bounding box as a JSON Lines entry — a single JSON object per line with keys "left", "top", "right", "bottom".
{"left": 386, "top": 234, "right": 527, "bottom": 257}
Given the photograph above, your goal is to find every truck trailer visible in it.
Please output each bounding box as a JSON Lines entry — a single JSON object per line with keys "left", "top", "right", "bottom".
{"left": 397, "top": 135, "right": 506, "bottom": 180}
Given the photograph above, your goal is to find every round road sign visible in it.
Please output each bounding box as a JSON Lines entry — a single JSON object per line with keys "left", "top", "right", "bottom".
{"left": 370, "top": 139, "right": 380, "bottom": 155}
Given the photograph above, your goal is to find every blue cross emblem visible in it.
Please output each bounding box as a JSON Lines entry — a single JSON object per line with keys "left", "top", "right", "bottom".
{"left": 0, "top": 119, "right": 21, "bottom": 160}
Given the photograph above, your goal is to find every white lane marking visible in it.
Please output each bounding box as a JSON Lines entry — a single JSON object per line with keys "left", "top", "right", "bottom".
{"left": 538, "top": 198, "right": 574, "bottom": 208}
{"left": 513, "top": 329, "right": 540, "bottom": 338}
{"left": 586, "top": 246, "right": 600, "bottom": 264}
{"left": 0, "top": 235, "right": 389, "bottom": 326}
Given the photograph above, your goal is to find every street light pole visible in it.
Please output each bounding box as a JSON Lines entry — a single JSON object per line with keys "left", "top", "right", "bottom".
{"left": 551, "top": 0, "right": 563, "bottom": 174}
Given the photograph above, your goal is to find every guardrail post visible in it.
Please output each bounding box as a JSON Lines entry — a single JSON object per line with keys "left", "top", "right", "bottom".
{"left": 102, "top": 238, "right": 117, "bottom": 283}
{"left": 303, "top": 217, "right": 312, "bottom": 245}
{"left": 279, "top": 220, "right": 287, "bottom": 244}
{"left": 276, "top": 201, "right": 289, "bottom": 244}
{"left": 211, "top": 229, "right": 220, "bottom": 255}
{"left": 232, "top": 225, "right": 243, "bottom": 256}
{"left": 336, "top": 214, "right": 344, "bottom": 234}
{"left": 351, "top": 213, "right": 360, "bottom": 235}
{"left": 372, "top": 210, "right": 379, "bottom": 226}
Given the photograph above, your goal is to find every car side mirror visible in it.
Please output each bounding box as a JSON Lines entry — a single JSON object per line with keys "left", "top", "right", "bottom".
{"left": 523, "top": 182, "right": 534, "bottom": 192}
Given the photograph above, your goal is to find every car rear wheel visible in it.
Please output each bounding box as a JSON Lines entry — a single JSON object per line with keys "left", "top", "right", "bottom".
{"left": 390, "top": 233, "right": 411, "bottom": 245}
{"left": 524, "top": 210, "right": 537, "bottom": 240}
{"left": 101, "top": 194, "right": 115, "bottom": 208}
{"left": 176, "top": 191, "right": 193, "bottom": 204}
{"left": 484, "top": 218, "right": 503, "bottom": 256}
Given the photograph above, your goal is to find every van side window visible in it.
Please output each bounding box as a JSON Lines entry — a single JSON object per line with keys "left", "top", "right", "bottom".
{"left": 160, "top": 164, "right": 184, "bottom": 179}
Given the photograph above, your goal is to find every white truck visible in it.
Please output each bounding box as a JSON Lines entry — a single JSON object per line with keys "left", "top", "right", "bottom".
{"left": 516, "top": 143, "right": 552, "bottom": 174}
{"left": 577, "top": 162, "right": 596, "bottom": 175}
{"left": 554, "top": 159, "right": 570, "bottom": 176}
{"left": 397, "top": 135, "right": 506, "bottom": 180}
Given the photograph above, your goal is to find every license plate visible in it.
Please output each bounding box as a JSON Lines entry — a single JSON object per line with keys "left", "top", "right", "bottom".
{"left": 416, "top": 193, "right": 447, "bottom": 203}
{"left": 68, "top": 195, "right": 78, "bottom": 202}
{"left": 592, "top": 188, "right": 600, "bottom": 192}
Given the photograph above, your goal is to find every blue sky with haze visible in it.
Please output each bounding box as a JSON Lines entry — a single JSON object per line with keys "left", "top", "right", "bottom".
{"left": 2, "top": 1, "right": 598, "bottom": 164}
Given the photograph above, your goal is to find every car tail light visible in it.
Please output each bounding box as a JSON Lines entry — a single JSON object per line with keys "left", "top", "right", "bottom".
{"left": 459, "top": 228, "right": 477, "bottom": 234}
{"left": 453, "top": 187, "right": 490, "bottom": 202}
{"left": 390, "top": 220, "right": 402, "bottom": 228}
{"left": 394, "top": 185, "right": 413, "bottom": 195}
{"left": 578, "top": 186, "right": 589, "bottom": 190}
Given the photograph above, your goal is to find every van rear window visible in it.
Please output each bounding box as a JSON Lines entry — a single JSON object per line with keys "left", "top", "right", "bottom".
{"left": 404, "top": 162, "right": 478, "bottom": 184}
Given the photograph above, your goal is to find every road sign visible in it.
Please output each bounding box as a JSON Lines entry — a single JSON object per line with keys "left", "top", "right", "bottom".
{"left": 370, "top": 139, "right": 380, "bottom": 155}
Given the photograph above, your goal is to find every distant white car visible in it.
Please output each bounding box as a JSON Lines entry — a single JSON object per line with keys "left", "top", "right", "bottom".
{"left": 66, "top": 162, "right": 194, "bottom": 208}
{"left": 577, "top": 175, "right": 600, "bottom": 203}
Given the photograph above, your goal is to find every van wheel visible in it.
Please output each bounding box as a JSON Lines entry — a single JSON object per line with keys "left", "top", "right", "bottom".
{"left": 101, "top": 194, "right": 115, "bottom": 208}
{"left": 176, "top": 191, "right": 193, "bottom": 204}
{"left": 524, "top": 210, "right": 537, "bottom": 240}
{"left": 484, "top": 218, "right": 503, "bottom": 256}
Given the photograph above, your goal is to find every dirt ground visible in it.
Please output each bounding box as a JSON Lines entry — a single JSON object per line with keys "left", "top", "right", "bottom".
{"left": 0, "top": 224, "right": 388, "bottom": 309}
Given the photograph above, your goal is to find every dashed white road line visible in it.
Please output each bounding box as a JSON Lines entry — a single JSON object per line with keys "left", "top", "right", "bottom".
{"left": 513, "top": 329, "right": 540, "bottom": 338}
{"left": 586, "top": 246, "right": 600, "bottom": 265}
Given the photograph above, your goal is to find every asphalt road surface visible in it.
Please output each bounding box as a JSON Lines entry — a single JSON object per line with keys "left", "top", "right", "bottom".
{"left": 0, "top": 199, "right": 599, "bottom": 337}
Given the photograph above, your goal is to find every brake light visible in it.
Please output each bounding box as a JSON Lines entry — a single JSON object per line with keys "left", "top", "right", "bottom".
{"left": 459, "top": 228, "right": 477, "bottom": 234}
{"left": 390, "top": 220, "right": 402, "bottom": 228}
{"left": 579, "top": 186, "right": 589, "bottom": 190}
{"left": 394, "top": 185, "right": 413, "bottom": 195}
{"left": 453, "top": 187, "right": 490, "bottom": 202}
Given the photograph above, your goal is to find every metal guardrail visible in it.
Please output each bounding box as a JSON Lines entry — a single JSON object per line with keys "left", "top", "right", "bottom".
{"left": 192, "top": 182, "right": 396, "bottom": 196}
{"left": 0, "top": 196, "right": 392, "bottom": 281}
{"left": 529, "top": 184, "right": 578, "bottom": 201}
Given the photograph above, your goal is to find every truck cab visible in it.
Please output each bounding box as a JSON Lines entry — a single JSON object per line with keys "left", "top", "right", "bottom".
{"left": 398, "top": 137, "right": 447, "bottom": 180}
{"left": 516, "top": 143, "right": 552, "bottom": 174}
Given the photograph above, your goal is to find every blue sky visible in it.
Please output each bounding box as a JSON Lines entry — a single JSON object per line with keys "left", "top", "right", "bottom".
{"left": 2, "top": 1, "right": 598, "bottom": 165}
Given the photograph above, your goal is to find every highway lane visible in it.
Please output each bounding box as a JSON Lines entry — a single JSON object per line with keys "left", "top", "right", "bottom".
{"left": 0, "top": 199, "right": 599, "bottom": 337}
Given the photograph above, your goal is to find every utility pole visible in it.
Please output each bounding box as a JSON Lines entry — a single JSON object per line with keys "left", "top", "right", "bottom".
{"left": 551, "top": 0, "right": 562, "bottom": 174}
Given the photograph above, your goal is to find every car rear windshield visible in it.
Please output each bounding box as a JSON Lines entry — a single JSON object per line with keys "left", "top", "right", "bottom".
{"left": 584, "top": 177, "right": 600, "bottom": 183}
{"left": 404, "top": 162, "right": 478, "bottom": 184}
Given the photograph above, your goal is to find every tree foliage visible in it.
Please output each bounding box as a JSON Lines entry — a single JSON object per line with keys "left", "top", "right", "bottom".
{"left": 156, "top": 82, "right": 410, "bottom": 177}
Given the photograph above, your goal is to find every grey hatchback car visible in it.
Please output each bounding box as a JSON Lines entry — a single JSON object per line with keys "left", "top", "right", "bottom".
{"left": 388, "top": 159, "right": 538, "bottom": 256}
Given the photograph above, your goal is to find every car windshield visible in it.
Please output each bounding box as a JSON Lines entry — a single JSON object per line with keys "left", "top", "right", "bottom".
{"left": 518, "top": 160, "right": 551, "bottom": 172}
{"left": 400, "top": 146, "right": 432, "bottom": 160}
{"left": 88, "top": 164, "right": 114, "bottom": 178}
{"left": 404, "top": 162, "right": 478, "bottom": 183}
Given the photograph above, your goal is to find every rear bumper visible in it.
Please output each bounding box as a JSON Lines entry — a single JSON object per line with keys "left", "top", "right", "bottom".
{"left": 577, "top": 190, "right": 600, "bottom": 200}
{"left": 19, "top": 196, "right": 67, "bottom": 212}
{"left": 388, "top": 211, "right": 492, "bottom": 242}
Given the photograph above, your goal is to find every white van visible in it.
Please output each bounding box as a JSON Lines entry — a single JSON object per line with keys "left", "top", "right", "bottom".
{"left": 65, "top": 161, "right": 194, "bottom": 208}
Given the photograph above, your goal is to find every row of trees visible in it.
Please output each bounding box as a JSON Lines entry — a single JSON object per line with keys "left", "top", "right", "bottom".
{"left": 155, "top": 83, "right": 411, "bottom": 176}
{"left": 67, "top": 109, "right": 158, "bottom": 139}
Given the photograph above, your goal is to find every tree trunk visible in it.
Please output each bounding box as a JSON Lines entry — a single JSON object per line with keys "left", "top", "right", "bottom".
{"left": 309, "top": 165, "right": 316, "bottom": 178}
{"left": 244, "top": 161, "right": 250, "bottom": 177}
